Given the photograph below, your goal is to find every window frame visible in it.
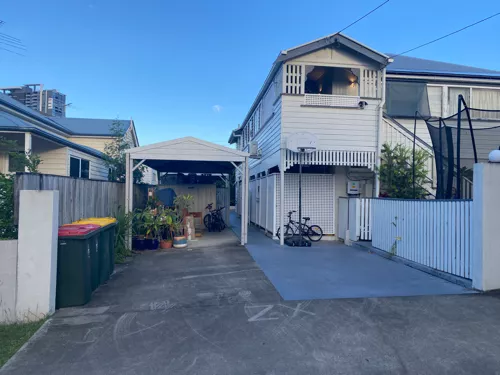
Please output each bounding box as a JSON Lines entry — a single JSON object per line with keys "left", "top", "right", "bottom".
{"left": 69, "top": 155, "right": 91, "bottom": 179}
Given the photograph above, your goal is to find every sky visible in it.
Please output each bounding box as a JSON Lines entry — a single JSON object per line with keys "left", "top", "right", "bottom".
{"left": 1, "top": 0, "right": 499, "bottom": 146}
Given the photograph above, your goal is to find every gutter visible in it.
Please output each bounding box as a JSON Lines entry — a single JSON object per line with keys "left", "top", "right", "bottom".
{"left": 0, "top": 125, "right": 105, "bottom": 159}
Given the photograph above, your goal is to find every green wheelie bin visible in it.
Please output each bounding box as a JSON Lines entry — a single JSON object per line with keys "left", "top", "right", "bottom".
{"left": 73, "top": 218, "right": 117, "bottom": 283}
{"left": 56, "top": 224, "right": 100, "bottom": 308}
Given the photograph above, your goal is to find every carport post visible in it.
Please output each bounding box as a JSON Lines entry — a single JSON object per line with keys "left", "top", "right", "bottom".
{"left": 125, "top": 152, "right": 134, "bottom": 250}
{"left": 241, "top": 157, "right": 249, "bottom": 245}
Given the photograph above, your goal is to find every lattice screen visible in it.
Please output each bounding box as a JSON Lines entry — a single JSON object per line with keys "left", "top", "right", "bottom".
{"left": 275, "top": 174, "right": 335, "bottom": 235}
{"left": 284, "top": 64, "right": 303, "bottom": 95}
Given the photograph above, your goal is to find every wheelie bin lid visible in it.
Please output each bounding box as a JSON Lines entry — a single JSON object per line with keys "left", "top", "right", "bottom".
{"left": 72, "top": 217, "right": 117, "bottom": 227}
{"left": 59, "top": 224, "right": 101, "bottom": 239}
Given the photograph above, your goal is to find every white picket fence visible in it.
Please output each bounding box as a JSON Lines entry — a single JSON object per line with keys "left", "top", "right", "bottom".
{"left": 371, "top": 199, "right": 473, "bottom": 279}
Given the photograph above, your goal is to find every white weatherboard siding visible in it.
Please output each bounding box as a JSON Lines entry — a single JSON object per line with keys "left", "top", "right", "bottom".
{"left": 67, "top": 148, "right": 108, "bottom": 180}
{"left": 246, "top": 98, "right": 282, "bottom": 175}
{"left": 281, "top": 95, "right": 379, "bottom": 151}
{"left": 395, "top": 118, "right": 432, "bottom": 146}
{"left": 288, "top": 47, "right": 380, "bottom": 70}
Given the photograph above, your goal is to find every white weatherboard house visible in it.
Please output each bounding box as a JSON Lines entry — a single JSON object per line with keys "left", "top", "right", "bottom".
{"left": 228, "top": 32, "right": 500, "bottom": 242}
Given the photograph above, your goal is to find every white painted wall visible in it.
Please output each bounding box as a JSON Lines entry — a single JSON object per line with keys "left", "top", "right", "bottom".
{"left": 282, "top": 95, "right": 379, "bottom": 152}
{"left": 16, "top": 190, "right": 59, "bottom": 321}
{"left": 472, "top": 163, "right": 500, "bottom": 291}
{"left": 0, "top": 240, "right": 18, "bottom": 323}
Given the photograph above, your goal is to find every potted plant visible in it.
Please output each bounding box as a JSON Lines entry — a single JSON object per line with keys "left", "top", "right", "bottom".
{"left": 174, "top": 194, "right": 194, "bottom": 220}
{"left": 132, "top": 209, "right": 147, "bottom": 251}
{"left": 172, "top": 219, "right": 187, "bottom": 249}
{"left": 158, "top": 207, "right": 176, "bottom": 249}
{"left": 139, "top": 209, "right": 160, "bottom": 250}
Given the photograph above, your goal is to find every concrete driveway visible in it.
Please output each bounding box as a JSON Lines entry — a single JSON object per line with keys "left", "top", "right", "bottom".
{"left": 2, "top": 230, "right": 500, "bottom": 375}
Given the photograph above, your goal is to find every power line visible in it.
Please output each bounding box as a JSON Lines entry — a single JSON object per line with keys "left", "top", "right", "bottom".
{"left": 391, "top": 11, "right": 500, "bottom": 58}
{"left": 337, "top": 0, "right": 390, "bottom": 34}
{"left": 0, "top": 31, "right": 22, "bottom": 43}
{"left": 0, "top": 46, "right": 24, "bottom": 56}
{"left": 0, "top": 35, "right": 24, "bottom": 46}
{"left": 0, "top": 39, "right": 26, "bottom": 50}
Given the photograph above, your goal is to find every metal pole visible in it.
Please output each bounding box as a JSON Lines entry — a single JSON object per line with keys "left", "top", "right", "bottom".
{"left": 298, "top": 152, "right": 303, "bottom": 246}
{"left": 456, "top": 95, "right": 462, "bottom": 199}
{"left": 438, "top": 118, "right": 443, "bottom": 199}
{"left": 280, "top": 148, "right": 285, "bottom": 246}
{"left": 462, "top": 97, "right": 478, "bottom": 163}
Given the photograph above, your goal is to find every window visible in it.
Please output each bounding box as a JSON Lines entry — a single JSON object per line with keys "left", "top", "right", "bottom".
{"left": 448, "top": 87, "right": 470, "bottom": 115}
{"left": 471, "top": 89, "right": 500, "bottom": 119}
{"left": 304, "top": 66, "right": 360, "bottom": 96}
{"left": 427, "top": 86, "right": 442, "bottom": 117}
{"left": 8, "top": 152, "right": 25, "bottom": 172}
{"left": 70, "top": 156, "right": 90, "bottom": 179}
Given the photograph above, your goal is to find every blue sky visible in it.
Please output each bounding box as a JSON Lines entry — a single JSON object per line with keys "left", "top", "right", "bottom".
{"left": 1, "top": 0, "right": 499, "bottom": 146}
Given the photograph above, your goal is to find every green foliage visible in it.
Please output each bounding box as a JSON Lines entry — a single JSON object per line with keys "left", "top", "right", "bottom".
{"left": 134, "top": 208, "right": 162, "bottom": 239}
{"left": 0, "top": 137, "right": 41, "bottom": 173}
{"left": 0, "top": 174, "right": 17, "bottom": 239}
{"left": 156, "top": 206, "right": 179, "bottom": 240}
{"left": 114, "top": 208, "right": 134, "bottom": 263}
{"left": 0, "top": 319, "right": 46, "bottom": 367}
{"left": 174, "top": 194, "right": 194, "bottom": 213}
{"left": 104, "top": 120, "right": 144, "bottom": 183}
{"left": 378, "top": 143, "right": 430, "bottom": 199}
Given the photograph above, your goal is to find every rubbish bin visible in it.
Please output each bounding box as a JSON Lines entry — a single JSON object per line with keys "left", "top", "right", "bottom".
{"left": 56, "top": 224, "right": 100, "bottom": 308}
{"left": 73, "top": 217, "right": 117, "bottom": 283}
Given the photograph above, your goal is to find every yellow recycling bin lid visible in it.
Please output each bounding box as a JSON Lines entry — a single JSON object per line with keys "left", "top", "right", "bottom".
{"left": 72, "top": 217, "right": 117, "bottom": 227}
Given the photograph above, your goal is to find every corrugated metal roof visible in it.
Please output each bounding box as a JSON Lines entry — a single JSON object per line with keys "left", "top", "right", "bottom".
{"left": 387, "top": 55, "right": 500, "bottom": 77}
{"left": 52, "top": 117, "right": 130, "bottom": 136}
{"left": 0, "top": 111, "right": 105, "bottom": 158}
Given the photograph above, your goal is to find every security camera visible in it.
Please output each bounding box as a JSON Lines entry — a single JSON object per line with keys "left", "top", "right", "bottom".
{"left": 358, "top": 101, "right": 368, "bottom": 109}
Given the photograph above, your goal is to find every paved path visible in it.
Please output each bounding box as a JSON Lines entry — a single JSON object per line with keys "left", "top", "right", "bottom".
{"left": 2, "top": 230, "right": 500, "bottom": 374}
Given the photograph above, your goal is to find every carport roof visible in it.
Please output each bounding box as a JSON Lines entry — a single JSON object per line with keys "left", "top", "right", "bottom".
{"left": 126, "top": 136, "right": 249, "bottom": 173}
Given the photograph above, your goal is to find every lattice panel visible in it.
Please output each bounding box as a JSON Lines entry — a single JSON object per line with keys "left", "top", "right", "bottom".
{"left": 304, "top": 94, "right": 360, "bottom": 107}
{"left": 275, "top": 174, "right": 335, "bottom": 235}
{"left": 285, "top": 149, "right": 376, "bottom": 171}
{"left": 285, "top": 64, "right": 303, "bottom": 95}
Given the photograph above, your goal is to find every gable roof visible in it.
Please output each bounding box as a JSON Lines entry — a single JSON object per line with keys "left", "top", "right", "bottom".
{"left": 0, "top": 111, "right": 105, "bottom": 159}
{"left": 229, "top": 33, "right": 390, "bottom": 143}
{"left": 387, "top": 55, "right": 500, "bottom": 78}
{"left": 127, "top": 136, "right": 249, "bottom": 162}
{"left": 52, "top": 117, "right": 132, "bottom": 136}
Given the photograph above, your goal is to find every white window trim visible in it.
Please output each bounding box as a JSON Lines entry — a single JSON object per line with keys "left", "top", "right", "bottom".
{"left": 69, "top": 155, "right": 91, "bottom": 179}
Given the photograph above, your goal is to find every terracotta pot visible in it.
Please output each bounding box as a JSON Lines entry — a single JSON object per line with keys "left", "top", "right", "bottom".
{"left": 173, "top": 236, "right": 187, "bottom": 248}
{"left": 160, "top": 240, "right": 173, "bottom": 249}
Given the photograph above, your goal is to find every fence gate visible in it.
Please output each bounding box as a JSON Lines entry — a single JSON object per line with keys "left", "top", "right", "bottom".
{"left": 338, "top": 197, "right": 373, "bottom": 242}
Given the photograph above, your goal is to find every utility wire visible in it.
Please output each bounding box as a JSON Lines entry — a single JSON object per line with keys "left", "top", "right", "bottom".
{"left": 0, "top": 39, "right": 26, "bottom": 50}
{"left": 391, "top": 11, "right": 500, "bottom": 58}
{"left": 0, "top": 35, "right": 24, "bottom": 46}
{"left": 0, "top": 32, "right": 22, "bottom": 43}
{"left": 337, "top": 0, "right": 390, "bottom": 34}
{"left": 0, "top": 46, "right": 24, "bottom": 56}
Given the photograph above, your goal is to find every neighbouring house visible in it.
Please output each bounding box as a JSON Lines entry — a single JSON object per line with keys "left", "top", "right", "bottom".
{"left": 0, "top": 92, "right": 158, "bottom": 184}
{"left": 228, "top": 32, "right": 500, "bottom": 239}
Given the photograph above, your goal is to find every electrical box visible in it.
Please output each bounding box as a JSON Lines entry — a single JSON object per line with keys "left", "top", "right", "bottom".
{"left": 347, "top": 180, "right": 360, "bottom": 195}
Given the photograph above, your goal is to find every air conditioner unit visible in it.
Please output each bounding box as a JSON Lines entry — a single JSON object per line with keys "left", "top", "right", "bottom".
{"left": 249, "top": 141, "right": 261, "bottom": 159}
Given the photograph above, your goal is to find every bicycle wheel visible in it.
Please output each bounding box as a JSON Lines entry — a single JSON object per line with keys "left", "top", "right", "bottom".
{"left": 276, "top": 225, "right": 294, "bottom": 239}
{"left": 307, "top": 225, "right": 323, "bottom": 242}
{"left": 203, "top": 214, "right": 211, "bottom": 229}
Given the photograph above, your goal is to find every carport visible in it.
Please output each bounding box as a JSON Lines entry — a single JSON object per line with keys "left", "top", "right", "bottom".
{"left": 125, "top": 137, "right": 250, "bottom": 245}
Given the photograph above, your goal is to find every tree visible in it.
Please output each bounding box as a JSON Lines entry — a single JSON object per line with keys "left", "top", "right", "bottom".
{"left": 104, "top": 120, "right": 144, "bottom": 183}
{"left": 0, "top": 136, "right": 41, "bottom": 173}
{"left": 378, "top": 143, "right": 430, "bottom": 199}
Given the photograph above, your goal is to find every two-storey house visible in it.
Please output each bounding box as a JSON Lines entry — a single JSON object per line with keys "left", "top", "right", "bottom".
{"left": 229, "top": 33, "right": 391, "bottom": 240}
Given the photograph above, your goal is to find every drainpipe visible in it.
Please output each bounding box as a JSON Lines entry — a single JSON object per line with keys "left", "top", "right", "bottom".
{"left": 374, "top": 68, "right": 386, "bottom": 198}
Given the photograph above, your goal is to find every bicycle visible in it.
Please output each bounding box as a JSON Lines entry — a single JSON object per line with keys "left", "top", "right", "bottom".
{"left": 203, "top": 203, "right": 226, "bottom": 232}
{"left": 276, "top": 210, "right": 323, "bottom": 242}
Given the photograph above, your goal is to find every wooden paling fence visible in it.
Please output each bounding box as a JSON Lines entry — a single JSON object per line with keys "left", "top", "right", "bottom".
{"left": 14, "top": 173, "right": 150, "bottom": 226}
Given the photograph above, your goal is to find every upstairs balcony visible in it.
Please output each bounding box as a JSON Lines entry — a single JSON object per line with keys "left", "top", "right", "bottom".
{"left": 283, "top": 64, "right": 382, "bottom": 108}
